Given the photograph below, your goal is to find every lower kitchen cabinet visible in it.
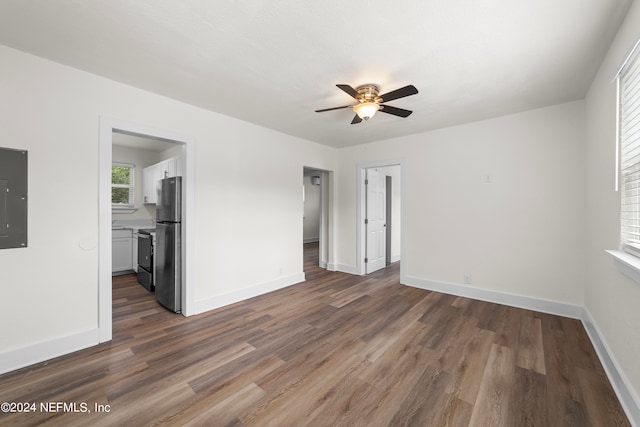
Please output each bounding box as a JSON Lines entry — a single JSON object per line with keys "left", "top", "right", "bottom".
{"left": 112, "top": 228, "right": 133, "bottom": 273}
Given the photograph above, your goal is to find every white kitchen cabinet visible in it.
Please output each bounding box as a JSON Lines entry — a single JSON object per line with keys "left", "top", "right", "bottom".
{"left": 112, "top": 228, "right": 133, "bottom": 273}
{"left": 174, "top": 155, "right": 183, "bottom": 178}
{"left": 142, "top": 163, "right": 161, "bottom": 204}
{"left": 143, "top": 158, "right": 179, "bottom": 204}
{"left": 166, "top": 158, "right": 176, "bottom": 178}
{"left": 142, "top": 165, "right": 155, "bottom": 204}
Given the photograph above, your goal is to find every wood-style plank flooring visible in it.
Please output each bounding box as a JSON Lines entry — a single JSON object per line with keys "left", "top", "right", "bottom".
{"left": 0, "top": 243, "right": 630, "bottom": 426}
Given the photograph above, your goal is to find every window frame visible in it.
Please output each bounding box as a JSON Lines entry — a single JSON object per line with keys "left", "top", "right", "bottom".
{"left": 618, "top": 39, "right": 640, "bottom": 258}
{"left": 111, "top": 162, "right": 135, "bottom": 210}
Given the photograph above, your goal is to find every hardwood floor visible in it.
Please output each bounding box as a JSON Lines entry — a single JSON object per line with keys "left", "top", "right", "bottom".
{"left": 0, "top": 242, "right": 630, "bottom": 426}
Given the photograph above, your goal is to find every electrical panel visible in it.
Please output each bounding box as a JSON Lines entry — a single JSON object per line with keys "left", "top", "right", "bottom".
{"left": 0, "top": 147, "right": 27, "bottom": 249}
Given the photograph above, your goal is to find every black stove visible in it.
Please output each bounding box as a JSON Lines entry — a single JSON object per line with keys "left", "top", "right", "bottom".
{"left": 137, "top": 229, "right": 155, "bottom": 291}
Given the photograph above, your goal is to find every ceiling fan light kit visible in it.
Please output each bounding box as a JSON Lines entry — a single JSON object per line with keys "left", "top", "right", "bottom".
{"left": 353, "top": 101, "right": 380, "bottom": 120}
{"left": 316, "top": 83, "right": 418, "bottom": 124}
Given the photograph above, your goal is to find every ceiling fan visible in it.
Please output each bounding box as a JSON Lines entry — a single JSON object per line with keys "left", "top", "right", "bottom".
{"left": 315, "top": 83, "right": 418, "bottom": 124}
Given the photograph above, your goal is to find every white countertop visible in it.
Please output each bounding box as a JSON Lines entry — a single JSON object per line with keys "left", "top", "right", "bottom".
{"left": 112, "top": 219, "right": 155, "bottom": 231}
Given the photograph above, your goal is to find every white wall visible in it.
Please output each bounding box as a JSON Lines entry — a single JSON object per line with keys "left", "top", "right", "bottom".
{"left": 585, "top": 0, "right": 640, "bottom": 410}
{"left": 335, "top": 101, "right": 586, "bottom": 305}
{"left": 0, "top": 44, "right": 335, "bottom": 367}
{"left": 160, "top": 144, "right": 183, "bottom": 161}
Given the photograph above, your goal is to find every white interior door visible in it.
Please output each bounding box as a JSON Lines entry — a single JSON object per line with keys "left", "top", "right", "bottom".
{"left": 366, "top": 168, "right": 386, "bottom": 273}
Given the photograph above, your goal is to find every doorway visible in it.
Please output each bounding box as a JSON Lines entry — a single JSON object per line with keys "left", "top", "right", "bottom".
{"left": 357, "top": 160, "right": 403, "bottom": 277}
{"left": 111, "top": 132, "right": 180, "bottom": 304}
{"left": 99, "top": 117, "right": 194, "bottom": 343}
{"left": 302, "top": 167, "right": 332, "bottom": 272}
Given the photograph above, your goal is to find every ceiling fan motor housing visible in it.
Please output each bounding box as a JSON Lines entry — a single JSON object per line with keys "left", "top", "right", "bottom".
{"left": 355, "top": 84, "right": 381, "bottom": 103}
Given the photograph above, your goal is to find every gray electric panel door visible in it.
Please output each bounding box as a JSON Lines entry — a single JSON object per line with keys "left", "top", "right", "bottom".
{"left": 0, "top": 147, "right": 27, "bottom": 249}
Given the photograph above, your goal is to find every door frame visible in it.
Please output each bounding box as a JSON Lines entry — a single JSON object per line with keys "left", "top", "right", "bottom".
{"left": 98, "top": 116, "right": 195, "bottom": 343}
{"left": 356, "top": 159, "right": 405, "bottom": 279}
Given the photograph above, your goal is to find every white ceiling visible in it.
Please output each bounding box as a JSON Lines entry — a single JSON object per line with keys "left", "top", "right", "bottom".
{"left": 112, "top": 131, "right": 177, "bottom": 152}
{"left": 0, "top": 1, "right": 632, "bottom": 148}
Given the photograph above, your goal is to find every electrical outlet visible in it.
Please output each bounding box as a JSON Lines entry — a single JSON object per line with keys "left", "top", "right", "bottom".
{"left": 464, "top": 274, "right": 472, "bottom": 284}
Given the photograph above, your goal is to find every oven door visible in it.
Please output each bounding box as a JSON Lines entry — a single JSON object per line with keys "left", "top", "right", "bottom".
{"left": 137, "top": 233, "right": 153, "bottom": 271}
{"left": 137, "top": 232, "right": 154, "bottom": 291}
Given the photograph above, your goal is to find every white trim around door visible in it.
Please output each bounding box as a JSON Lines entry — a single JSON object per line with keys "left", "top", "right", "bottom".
{"left": 356, "top": 159, "right": 406, "bottom": 282}
{"left": 99, "top": 116, "right": 196, "bottom": 343}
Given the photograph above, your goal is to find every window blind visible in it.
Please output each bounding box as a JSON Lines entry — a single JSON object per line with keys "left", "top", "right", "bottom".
{"left": 620, "top": 48, "right": 640, "bottom": 256}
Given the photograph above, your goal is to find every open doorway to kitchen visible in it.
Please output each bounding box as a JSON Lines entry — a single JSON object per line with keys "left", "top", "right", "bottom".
{"left": 111, "top": 132, "right": 181, "bottom": 315}
{"left": 357, "top": 160, "right": 403, "bottom": 279}
{"left": 99, "top": 117, "right": 194, "bottom": 343}
{"left": 303, "top": 167, "right": 333, "bottom": 273}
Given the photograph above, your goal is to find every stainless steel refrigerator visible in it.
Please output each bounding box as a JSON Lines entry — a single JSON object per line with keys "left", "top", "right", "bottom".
{"left": 155, "top": 176, "right": 182, "bottom": 313}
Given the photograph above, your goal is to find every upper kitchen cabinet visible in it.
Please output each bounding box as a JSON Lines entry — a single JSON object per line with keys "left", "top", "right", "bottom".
{"left": 143, "top": 156, "right": 182, "bottom": 204}
{"left": 142, "top": 162, "right": 161, "bottom": 204}
{"left": 174, "top": 155, "right": 184, "bottom": 178}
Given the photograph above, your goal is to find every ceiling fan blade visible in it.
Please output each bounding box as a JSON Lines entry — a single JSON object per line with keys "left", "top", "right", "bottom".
{"left": 379, "top": 85, "right": 418, "bottom": 103}
{"left": 380, "top": 105, "right": 413, "bottom": 118}
{"left": 336, "top": 84, "right": 359, "bottom": 99}
{"left": 315, "top": 105, "right": 354, "bottom": 113}
{"left": 351, "top": 114, "right": 363, "bottom": 124}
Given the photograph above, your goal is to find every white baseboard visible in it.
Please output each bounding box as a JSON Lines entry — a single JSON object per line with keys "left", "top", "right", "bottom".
{"left": 403, "top": 276, "right": 583, "bottom": 319}
{"left": 0, "top": 273, "right": 306, "bottom": 376}
{"left": 0, "top": 328, "right": 100, "bottom": 375}
{"left": 581, "top": 308, "right": 640, "bottom": 427}
{"left": 3, "top": 272, "right": 638, "bottom": 426}
{"left": 193, "top": 272, "right": 306, "bottom": 315}
{"left": 402, "top": 275, "right": 640, "bottom": 426}
{"left": 390, "top": 254, "right": 401, "bottom": 263}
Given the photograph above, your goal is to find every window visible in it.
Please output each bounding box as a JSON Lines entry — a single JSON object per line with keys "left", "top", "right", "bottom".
{"left": 112, "top": 162, "right": 134, "bottom": 208}
{"left": 619, "top": 42, "right": 640, "bottom": 256}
